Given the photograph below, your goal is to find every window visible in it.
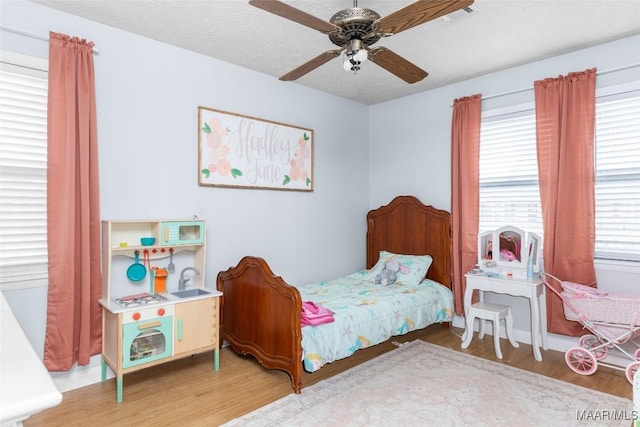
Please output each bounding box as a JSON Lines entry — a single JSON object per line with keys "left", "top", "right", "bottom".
{"left": 0, "top": 52, "right": 48, "bottom": 288}
{"left": 594, "top": 91, "right": 640, "bottom": 261}
{"left": 479, "top": 108, "right": 542, "bottom": 236}
{"left": 479, "top": 84, "right": 640, "bottom": 262}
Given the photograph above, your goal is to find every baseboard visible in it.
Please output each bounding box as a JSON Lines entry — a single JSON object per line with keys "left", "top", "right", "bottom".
{"left": 54, "top": 323, "right": 619, "bottom": 393}
{"left": 50, "top": 355, "right": 113, "bottom": 393}
{"left": 453, "top": 314, "right": 640, "bottom": 378}
{"left": 51, "top": 345, "right": 231, "bottom": 393}
{"left": 452, "top": 314, "right": 579, "bottom": 353}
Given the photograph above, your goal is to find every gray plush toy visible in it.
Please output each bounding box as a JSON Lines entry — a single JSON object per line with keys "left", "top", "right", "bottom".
{"left": 372, "top": 260, "right": 401, "bottom": 286}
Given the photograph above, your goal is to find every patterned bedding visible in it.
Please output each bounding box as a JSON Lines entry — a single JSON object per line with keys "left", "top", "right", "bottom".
{"left": 298, "top": 270, "right": 454, "bottom": 372}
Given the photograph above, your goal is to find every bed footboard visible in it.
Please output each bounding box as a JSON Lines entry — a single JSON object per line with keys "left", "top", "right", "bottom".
{"left": 217, "top": 256, "right": 303, "bottom": 393}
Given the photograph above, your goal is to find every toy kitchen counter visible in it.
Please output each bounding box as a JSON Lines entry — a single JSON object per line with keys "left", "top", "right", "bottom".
{"left": 98, "top": 288, "right": 221, "bottom": 403}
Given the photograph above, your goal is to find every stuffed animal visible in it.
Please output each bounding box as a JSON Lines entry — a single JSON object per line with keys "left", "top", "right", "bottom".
{"left": 372, "top": 259, "right": 402, "bottom": 286}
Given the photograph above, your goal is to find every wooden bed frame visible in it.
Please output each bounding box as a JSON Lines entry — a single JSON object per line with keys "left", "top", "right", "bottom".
{"left": 216, "top": 195, "right": 452, "bottom": 393}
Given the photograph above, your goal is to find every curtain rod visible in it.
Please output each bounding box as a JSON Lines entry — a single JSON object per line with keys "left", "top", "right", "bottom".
{"left": 0, "top": 25, "right": 99, "bottom": 54}
{"left": 451, "top": 63, "right": 640, "bottom": 106}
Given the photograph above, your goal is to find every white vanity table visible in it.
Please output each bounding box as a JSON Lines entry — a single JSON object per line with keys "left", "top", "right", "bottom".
{"left": 464, "top": 225, "right": 547, "bottom": 361}
{"left": 463, "top": 272, "right": 547, "bottom": 361}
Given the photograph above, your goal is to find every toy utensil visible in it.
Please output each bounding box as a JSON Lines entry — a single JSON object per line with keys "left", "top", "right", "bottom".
{"left": 126, "top": 250, "right": 146, "bottom": 282}
{"left": 168, "top": 248, "right": 175, "bottom": 273}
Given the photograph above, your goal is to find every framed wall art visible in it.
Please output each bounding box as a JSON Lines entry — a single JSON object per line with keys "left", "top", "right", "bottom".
{"left": 198, "top": 106, "right": 314, "bottom": 191}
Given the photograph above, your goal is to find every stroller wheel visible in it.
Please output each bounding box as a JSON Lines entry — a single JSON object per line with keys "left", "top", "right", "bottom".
{"left": 578, "top": 334, "right": 607, "bottom": 360}
{"left": 626, "top": 361, "right": 640, "bottom": 384}
{"left": 565, "top": 347, "right": 598, "bottom": 376}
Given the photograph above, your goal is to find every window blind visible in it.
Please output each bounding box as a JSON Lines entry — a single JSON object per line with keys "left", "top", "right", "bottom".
{"left": 479, "top": 109, "right": 543, "bottom": 236}
{"left": 479, "top": 88, "right": 640, "bottom": 262}
{"left": 595, "top": 91, "right": 640, "bottom": 261}
{"left": 0, "top": 64, "right": 48, "bottom": 284}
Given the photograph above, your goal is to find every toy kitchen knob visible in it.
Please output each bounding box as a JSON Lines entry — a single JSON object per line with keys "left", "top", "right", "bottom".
{"left": 132, "top": 312, "right": 141, "bottom": 321}
{"left": 157, "top": 308, "right": 165, "bottom": 316}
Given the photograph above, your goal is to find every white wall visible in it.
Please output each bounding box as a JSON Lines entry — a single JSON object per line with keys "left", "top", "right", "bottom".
{"left": 369, "top": 34, "right": 640, "bottom": 350}
{"left": 2, "top": 0, "right": 639, "bottom": 392}
{"left": 0, "top": 0, "right": 370, "bottom": 390}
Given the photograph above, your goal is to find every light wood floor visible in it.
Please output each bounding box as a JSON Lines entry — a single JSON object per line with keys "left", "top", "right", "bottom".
{"left": 25, "top": 325, "right": 632, "bottom": 427}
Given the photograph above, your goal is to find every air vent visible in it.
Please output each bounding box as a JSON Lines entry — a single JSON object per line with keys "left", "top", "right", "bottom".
{"left": 440, "top": 4, "right": 477, "bottom": 22}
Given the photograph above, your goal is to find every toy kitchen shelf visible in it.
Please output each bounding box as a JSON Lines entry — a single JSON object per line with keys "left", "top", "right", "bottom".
{"left": 101, "top": 219, "right": 206, "bottom": 303}
{"left": 100, "top": 219, "right": 221, "bottom": 403}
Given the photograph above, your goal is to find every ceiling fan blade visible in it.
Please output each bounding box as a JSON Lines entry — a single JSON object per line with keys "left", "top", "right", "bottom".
{"left": 249, "top": 0, "right": 339, "bottom": 34}
{"left": 280, "top": 50, "right": 343, "bottom": 81}
{"left": 368, "top": 47, "right": 428, "bottom": 84}
{"left": 375, "top": 0, "right": 474, "bottom": 35}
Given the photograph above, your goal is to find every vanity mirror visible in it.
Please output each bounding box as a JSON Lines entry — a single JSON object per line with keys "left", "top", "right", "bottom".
{"left": 497, "top": 225, "right": 524, "bottom": 265}
{"left": 527, "top": 232, "right": 542, "bottom": 273}
{"left": 477, "top": 226, "right": 542, "bottom": 278}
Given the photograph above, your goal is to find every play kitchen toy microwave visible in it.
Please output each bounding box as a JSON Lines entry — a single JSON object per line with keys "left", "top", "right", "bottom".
{"left": 160, "top": 221, "right": 204, "bottom": 246}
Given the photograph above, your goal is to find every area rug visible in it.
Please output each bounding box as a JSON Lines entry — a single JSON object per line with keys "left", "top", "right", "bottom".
{"left": 223, "top": 340, "right": 633, "bottom": 427}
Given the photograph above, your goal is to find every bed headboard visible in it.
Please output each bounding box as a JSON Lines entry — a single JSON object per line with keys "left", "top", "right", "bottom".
{"left": 366, "top": 195, "right": 452, "bottom": 288}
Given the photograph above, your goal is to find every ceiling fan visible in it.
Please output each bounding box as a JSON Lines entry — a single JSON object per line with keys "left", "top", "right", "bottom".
{"left": 249, "top": 0, "right": 474, "bottom": 83}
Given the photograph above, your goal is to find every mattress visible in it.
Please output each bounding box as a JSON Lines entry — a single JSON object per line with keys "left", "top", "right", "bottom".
{"left": 298, "top": 271, "right": 454, "bottom": 372}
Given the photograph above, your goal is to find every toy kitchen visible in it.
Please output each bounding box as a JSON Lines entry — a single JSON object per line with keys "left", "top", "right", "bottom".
{"left": 99, "top": 219, "right": 221, "bottom": 403}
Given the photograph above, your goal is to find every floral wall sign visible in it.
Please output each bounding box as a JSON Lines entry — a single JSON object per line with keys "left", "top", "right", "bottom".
{"left": 198, "top": 107, "right": 313, "bottom": 191}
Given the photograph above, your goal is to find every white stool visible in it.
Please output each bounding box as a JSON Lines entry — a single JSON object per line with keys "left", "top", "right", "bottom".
{"left": 461, "top": 301, "right": 519, "bottom": 359}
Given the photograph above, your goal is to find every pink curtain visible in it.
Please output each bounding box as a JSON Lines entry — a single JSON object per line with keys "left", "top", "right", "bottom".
{"left": 44, "top": 32, "right": 102, "bottom": 370}
{"left": 451, "top": 94, "right": 482, "bottom": 315}
{"left": 534, "top": 68, "right": 597, "bottom": 336}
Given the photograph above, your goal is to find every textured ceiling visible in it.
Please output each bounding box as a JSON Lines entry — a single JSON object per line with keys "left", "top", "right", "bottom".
{"left": 33, "top": 0, "right": 640, "bottom": 105}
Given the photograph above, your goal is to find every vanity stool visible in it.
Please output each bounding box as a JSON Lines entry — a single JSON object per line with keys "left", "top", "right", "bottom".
{"left": 461, "top": 301, "right": 519, "bottom": 359}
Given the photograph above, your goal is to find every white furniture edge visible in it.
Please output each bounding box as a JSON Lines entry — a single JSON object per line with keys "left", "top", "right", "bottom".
{"left": 0, "top": 291, "right": 62, "bottom": 426}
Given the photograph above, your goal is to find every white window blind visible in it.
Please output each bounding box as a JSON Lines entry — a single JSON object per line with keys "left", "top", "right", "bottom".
{"left": 479, "top": 87, "right": 640, "bottom": 263}
{"left": 0, "top": 59, "right": 48, "bottom": 285}
{"left": 595, "top": 90, "right": 640, "bottom": 261}
{"left": 479, "top": 109, "right": 543, "bottom": 236}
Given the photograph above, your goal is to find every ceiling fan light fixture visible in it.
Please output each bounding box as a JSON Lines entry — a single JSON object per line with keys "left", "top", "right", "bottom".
{"left": 343, "top": 55, "right": 357, "bottom": 72}
{"left": 343, "top": 52, "right": 361, "bottom": 73}
{"left": 343, "top": 50, "right": 367, "bottom": 73}
{"left": 343, "top": 39, "right": 368, "bottom": 74}
{"left": 354, "top": 48, "right": 368, "bottom": 63}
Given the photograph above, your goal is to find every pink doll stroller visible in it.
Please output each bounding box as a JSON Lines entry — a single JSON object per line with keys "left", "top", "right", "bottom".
{"left": 541, "top": 273, "right": 640, "bottom": 384}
